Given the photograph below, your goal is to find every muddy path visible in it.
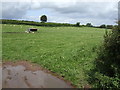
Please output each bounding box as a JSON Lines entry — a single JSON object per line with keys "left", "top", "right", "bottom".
{"left": 2, "top": 61, "right": 75, "bottom": 88}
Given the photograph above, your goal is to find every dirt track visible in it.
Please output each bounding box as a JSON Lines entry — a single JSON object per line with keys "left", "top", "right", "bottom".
{"left": 2, "top": 61, "right": 74, "bottom": 88}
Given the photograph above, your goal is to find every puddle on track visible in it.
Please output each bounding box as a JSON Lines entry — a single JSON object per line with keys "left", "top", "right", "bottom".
{"left": 2, "top": 65, "right": 73, "bottom": 88}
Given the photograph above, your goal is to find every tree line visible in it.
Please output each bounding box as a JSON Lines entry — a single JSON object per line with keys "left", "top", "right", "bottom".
{"left": 0, "top": 19, "right": 114, "bottom": 29}
{"left": 1, "top": 19, "right": 75, "bottom": 27}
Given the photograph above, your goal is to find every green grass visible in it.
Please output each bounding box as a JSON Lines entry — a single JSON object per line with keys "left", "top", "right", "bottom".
{"left": 2, "top": 24, "right": 107, "bottom": 87}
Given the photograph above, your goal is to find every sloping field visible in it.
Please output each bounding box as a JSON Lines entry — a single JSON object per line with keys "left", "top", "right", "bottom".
{"left": 2, "top": 24, "right": 107, "bottom": 87}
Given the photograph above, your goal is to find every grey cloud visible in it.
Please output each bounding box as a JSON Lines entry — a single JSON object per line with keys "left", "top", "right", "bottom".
{"left": 1, "top": 1, "right": 118, "bottom": 25}
{"left": 2, "top": 2, "right": 31, "bottom": 19}
{"left": 52, "top": 2, "right": 117, "bottom": 19}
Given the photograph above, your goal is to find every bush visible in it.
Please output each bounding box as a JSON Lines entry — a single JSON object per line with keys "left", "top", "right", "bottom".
{"left": 92, "top": 72, "right": 120, "bottom": 88}
{"left": 93, "top": 23, "right": 120, "bottom": 88}
{"left": 96, "top": 26, "right": 120, "bottom": 76}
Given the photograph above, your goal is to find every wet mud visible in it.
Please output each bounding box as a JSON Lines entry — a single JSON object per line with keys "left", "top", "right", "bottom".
{"left": 2, "top": 61, "right": 73, "bottom": 88}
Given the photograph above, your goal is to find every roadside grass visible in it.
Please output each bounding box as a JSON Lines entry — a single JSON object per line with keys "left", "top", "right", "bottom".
{"left": 2, "top": 24, "right": 107, "bottom": 87}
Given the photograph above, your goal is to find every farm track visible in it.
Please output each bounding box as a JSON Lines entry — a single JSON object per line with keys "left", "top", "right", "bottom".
{"left": 2, "top": 61, "right": 75, "bottom": 88}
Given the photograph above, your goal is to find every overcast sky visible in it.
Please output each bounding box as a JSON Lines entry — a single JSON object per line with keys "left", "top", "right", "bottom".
{"left": 1, "top": 0, "right": 119, "bottom": 26}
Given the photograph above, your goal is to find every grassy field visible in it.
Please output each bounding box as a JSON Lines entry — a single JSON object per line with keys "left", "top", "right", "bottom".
{"left": 2, "top": 24, "right": 107, "bottom": 87}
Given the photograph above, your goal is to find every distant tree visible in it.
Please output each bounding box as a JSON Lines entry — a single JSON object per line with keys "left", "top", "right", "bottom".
{"left": 40, "top": 15, "right": 47, "bottom": 23}
{"left": 99, "top": 24, "right": 106, "bottom": 28}
{"left": 86, "top": 23, "right": 93, "bottom": 27}
{"left": 106, "top": 25, "right": 113, "bottom": 29}
{"left": 76, "top": 22, "right": 80, "bottom": 27}
{"left": 81, "top": 25, "right": 85, "bottom": 27}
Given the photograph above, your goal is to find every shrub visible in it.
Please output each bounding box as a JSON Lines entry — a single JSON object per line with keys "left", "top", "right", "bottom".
{"left": 93, "top": 22, "right": 120, "bottom": 88}
{"left": 92, "top": 72, "right": 120, "bottom": 88}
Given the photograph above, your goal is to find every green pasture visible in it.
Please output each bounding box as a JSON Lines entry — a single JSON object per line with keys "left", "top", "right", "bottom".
{"left": 2, "top": 24, "right": 107, "bottom": 87}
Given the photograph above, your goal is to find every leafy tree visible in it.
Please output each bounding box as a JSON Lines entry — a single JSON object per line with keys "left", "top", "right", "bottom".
{"left": 86, "top": 23, "right": 92, "bottom": 27}
{"left": 99, "top": 24, "right": 106, "bottom": 28}
{"left": 40, "top": 15, "right": 47, "bottom": 23}
{"left": 76, "top": 22, "right": 80, "bottom": 27}
{"left": 106, "top": 25, "right": 113, "bottom": 29}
